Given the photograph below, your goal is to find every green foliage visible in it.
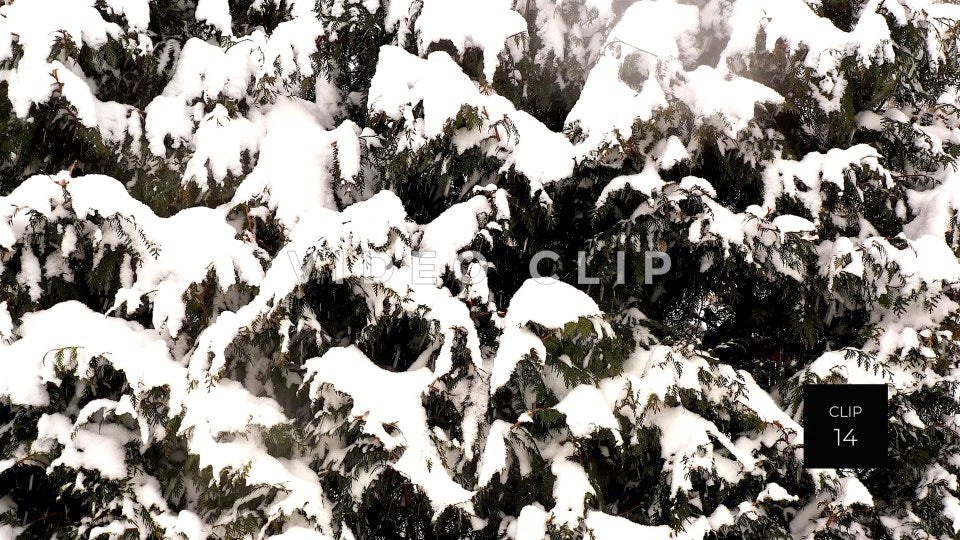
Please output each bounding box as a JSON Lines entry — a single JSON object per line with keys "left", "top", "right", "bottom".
{"left": 2, "top": 0, "right": 960, "bottom": 538}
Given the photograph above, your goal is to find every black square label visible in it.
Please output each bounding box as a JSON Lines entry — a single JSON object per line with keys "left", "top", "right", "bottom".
{"left": 803, "top": 384, "right": 888, "bottom": 468}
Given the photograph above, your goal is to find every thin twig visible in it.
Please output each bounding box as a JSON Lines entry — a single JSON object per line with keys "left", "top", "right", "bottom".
{"left": 609, "top": 38, "right": 659, "bottom": 58}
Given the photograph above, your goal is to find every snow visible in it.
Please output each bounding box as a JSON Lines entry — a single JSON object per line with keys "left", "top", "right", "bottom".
{"left": 656, "top": 135, "right": 690, "bottom": 170}
{"left": 159, "top": 18, "right": 323, "bottom": 106}
{"left": 183, "top": 105, "right": 261, "bottom": 190}
{"left": 585, "top": 511, "right": 712, "bottom": 540}
{"left": 549, "top": 446, "right": 594, "bottom": 528}
{"left": 477, "top": 420, "right": 510, "bottom": 487}
{"left": 566, "top": 0, "right": 784, "bottom": 158}
{"left": 906, "top": 169, "right": 960, "bottom": 240}
{"left": 1, "top": 0, "right": 959, "bottom": 536}
{"left": 156, "top": 511, "right": 207, "bottom": 540}
{"left": 918, "top": 464, "right": 959, "bottom": 498}
{"left": 188, "top": 190, "right": 409, "bottom": 377}
{"left": 679, "top": 176, "right": 717, "bottom": 198}
{"left": 2, "top": 172, "right": 266, "bottom": 337}
{"left": 946, "top": 497, "right": 960, "bottom": 535}
{"left": 564, "top": 9, "right": 676, "bottom": 155}
{"left": 0, "top": 301, "right": 186, "bottom": 408}
{"left": 513, "top": 504, "right": 549, "bottom": 540}
{"left": 180, "top": 379, "right": 288, "bottom": 436}
{"left": 762, "top": 144, "right": 887, "bottom": 218}
{"left": 368, "top": 46, "right": 576, "bottom": 194}
{"left": 772, "top": 215, "right": 816, "bottom": 236}
{"left": 0, "top": 173, "right": 269, "bottom": 338}
{"left": 6, "top": 166, "right": 260, "bottom": 344}
{"left": 553, "top": 385, "right": 620, "bottom": 441}
{"left": 161, "top": 37, "right": 257, "bottom": 102}
{"left": 525, "top": 0, "right": 614, "bottom": 80}
{"left": 857, "top": 110, "right": 885, "bottom": 131}
{"left": 721, "top": 0, "right": 893, "bottom": 78}
{"left": 691, "top": 198, "right": 752, "bottom": 250}
{"left": 673, "top": 66, "right": 783, "bottom": 138}
{"left": 269, "top": 527, "right": 334, "bottom": 540}
{"left": 418, "top": 194, "right": 493, "bottom": 282}
{"left": 414, "top": 0, "right": 525, "bottom": 81}
{"left": 490, "top": 280, "right": 606, "bottom": 392}
{"left": 195, "top": 0, "right": 233, "bottom": 35}
{"left": 16, "top": 248, "right": 41, "bottom": 301}
{"left": 590, "top": 346, "right": 800, "bottom": 500}
{"left": 757, "top": 483, "right": 799, "bottom": 503}
{"left": 650, "top": 407, "right": 757, "bottom": 496}
{"left": 0, "top": 0, "right": 127, "bottom": 125}
{"left": 231, "top": 99, "right": 359, "bottom": 230}
{"left": 36, "top": 412, "right": 132, "bottom": 479}
{"left": 101, "top": 0, "right": 150, "bottom": 31}
{"left": 0, "top": 302, "right": 12, "bottom": 344}
{"left": 145, "top": 17, "right": 325, "bottom": 158}
{"left": 490, "top": 327, "right": 547, "bottom": 392}
{"left": 805, "top": 350, "right": 907, "bottom": 387}
{"left": 178, "top": 387, "right": 333, "bottom": 532}
{"left": 144, "top": 96, "right": 194, "bottom": 156}
{"left": 306, "top": 346, "right": 474, "bottom": 513}
{"left": 503, "top": 279, "right": 603, "bottom": 329}
{"left": 837, "top": 477, "right": 874, "bottom": 507}
{"left": 596, "top": 164, "right": 666, "bottom": 207}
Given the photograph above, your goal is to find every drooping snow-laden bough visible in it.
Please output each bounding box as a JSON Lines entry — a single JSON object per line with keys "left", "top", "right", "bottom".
{"left": 1, "top": 0, "right": 960, "bottom": 538}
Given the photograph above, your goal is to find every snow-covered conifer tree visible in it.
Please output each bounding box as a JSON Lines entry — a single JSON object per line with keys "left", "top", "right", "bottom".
{"left": 1, "top": 0, "right": 960, "bottom": 538}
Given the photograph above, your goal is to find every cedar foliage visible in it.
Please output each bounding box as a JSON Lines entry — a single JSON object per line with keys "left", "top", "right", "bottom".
{"left": 1, "top": 0, "right": 960, "bottom": 539}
